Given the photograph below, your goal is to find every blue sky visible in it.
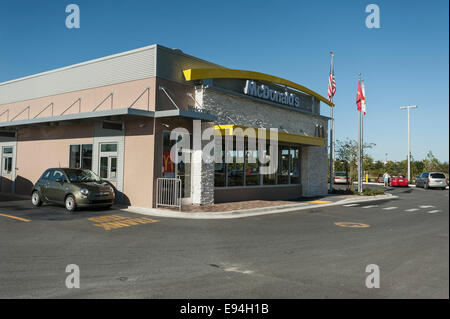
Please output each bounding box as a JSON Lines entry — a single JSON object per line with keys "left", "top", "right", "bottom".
{"left": 1, "top": 0, "right": 448, "bottom": 161}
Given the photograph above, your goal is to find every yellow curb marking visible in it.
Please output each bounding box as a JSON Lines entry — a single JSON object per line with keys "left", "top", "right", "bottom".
{"left": 307, "top": 200, "right": 332, "bottom": 204}
{"left": 334, "top": 222, "right": 370, "bottom": 228}
{"left": 89, "top": 215, "right": 159, "bottom": 230}
{"left": 0, "top": 213, "right": 31, "bottom": 222}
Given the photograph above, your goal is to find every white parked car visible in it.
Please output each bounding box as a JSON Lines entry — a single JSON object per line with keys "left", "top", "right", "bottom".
{"left": 415, "top": 172, "right": 448, "bottom": 190}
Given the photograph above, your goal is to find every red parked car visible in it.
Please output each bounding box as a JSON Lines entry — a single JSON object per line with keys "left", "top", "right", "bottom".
{"left": 389, "top": 176, "right": 409, "bottom": 187}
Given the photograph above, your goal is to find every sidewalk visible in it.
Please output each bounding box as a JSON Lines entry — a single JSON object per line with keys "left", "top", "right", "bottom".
{"left": 121, "top": 193, "right": 398, "bottom": 219}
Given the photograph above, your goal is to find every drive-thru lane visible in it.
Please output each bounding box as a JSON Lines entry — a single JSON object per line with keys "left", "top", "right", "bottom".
{"left": 0, "top": 187, "right": 447, "bottom": 298}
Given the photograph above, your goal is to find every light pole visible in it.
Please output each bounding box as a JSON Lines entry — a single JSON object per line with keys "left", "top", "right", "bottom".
{"left": 400, "top": 105, "right": 417, "bottom": 181}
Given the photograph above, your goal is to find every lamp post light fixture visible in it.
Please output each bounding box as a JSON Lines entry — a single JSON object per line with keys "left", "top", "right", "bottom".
{"left": 400, "top": 105, "right": 418, "bottom": 182}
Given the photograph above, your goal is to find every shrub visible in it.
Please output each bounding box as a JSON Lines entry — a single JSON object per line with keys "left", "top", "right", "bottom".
{"left": 362, "top": 189, "right": 385, "bottom": 196}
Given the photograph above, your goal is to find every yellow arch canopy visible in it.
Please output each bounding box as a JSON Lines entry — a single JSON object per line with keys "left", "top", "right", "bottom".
{"left": 183, "top": 68, "right": 334, "bottom": 107}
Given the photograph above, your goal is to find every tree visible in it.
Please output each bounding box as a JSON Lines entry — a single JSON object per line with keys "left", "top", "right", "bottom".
{"left": 335, "top": 139, "right": 375, "bottom": 189}
{"left": 424, "top": 151, "right": 441, "bottom": 172}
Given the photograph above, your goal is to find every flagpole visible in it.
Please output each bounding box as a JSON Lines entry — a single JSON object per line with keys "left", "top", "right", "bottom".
{"left": 361, "top": 80, "right": 365, "bottom": 186}
{"left": 329, "top": 52, "right": 335, "bottom": 193}
{"left": 357, "top": 74, "right": 362, "bottom": 193}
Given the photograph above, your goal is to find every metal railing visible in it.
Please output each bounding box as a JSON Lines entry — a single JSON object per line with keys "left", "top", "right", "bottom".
{"left": 156, "top": 178, "right": 182, "bottom": 211}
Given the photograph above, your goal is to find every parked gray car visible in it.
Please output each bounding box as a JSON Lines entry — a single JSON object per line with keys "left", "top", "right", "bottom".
{"left": 415, "top": 172, "right": 448, "bottom": 189}
{"left": 31, "top": 168, "right": 115, "bottom": 212}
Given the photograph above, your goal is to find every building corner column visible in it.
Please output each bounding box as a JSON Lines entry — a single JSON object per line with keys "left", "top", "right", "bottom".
{"left": 191, "top": 121, "right": 215, "bottom": 205}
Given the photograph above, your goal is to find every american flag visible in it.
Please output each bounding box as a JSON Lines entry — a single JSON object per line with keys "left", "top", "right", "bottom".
{"left": 328, "top": 64, "right": 336, "bottom": 102}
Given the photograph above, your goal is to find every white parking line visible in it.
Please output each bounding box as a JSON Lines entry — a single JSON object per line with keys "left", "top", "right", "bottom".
{"left": 427, "top": 210, "right": 441, "bottom": 214}
{"left": 362, "top": 205, "right": 378, "bottom": 209}
{"left": 419, "top": 205, "right": 435, "bottom": 208}
{"left": 382, "top": 207, "right": 398, "bottom": 210}
{"left": 405, "top": 208, "right": 420, "bottom": 212}
{"left": 343, "top": 204, "right": 359, "bottom": 207}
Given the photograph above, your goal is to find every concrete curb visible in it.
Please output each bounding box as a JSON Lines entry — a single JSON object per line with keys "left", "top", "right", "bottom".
{"left": 120, "top": 193, "right": 398, "bottom": 220}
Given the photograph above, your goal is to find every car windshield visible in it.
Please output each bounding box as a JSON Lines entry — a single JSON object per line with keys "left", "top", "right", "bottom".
{"left": 335, "top": 172, "right": 346, "bottom": 176}
{"left": 64, "top": 169, "right": 101, "bottom": 183}
{"left": 430, "top": 173, "right": 446, "bottom": 179}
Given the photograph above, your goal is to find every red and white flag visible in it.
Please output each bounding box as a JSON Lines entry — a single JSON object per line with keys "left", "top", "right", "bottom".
{"left": 361, "top": 80, "right": 367, "bottom": 115}
{"left": 356, "top": 78, "right": 365, "bottom": 112}
{"left": 328, "top": 64, "right": 336, "bottom": 102}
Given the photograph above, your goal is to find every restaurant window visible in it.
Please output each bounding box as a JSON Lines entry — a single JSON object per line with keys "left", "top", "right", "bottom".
{"left": 214, "top": 139, "right": 226, "bottom": 187}
{"left": 262, "top": 143, "right": 276, "bottom": 185}
{"left": 99, "top": 143, "right": 118, "bottom": 180}
{"left": 1, "top": 146, "right": 13, "bottom": 175}
{"left": 69, "top": 144, "right": 92, "bottom": 170}
{"left": 213, "top": 137, "right": 301, "bottom": 188}
{"left": 277, "top": 146, "right": 290, "bottom": 184}
{"left": 245, "top": 140, "right": 260, "bottom": 186}
{"left": 226, "top": 137, "right": 244, "bottom": 187}
{"left": 290, "top": 148, "right": 300, "bottom": 184}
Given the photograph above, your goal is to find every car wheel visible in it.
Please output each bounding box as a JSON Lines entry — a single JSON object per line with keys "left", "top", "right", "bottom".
{"left": 31, "top": 191, "right": 42, "bottom": 207}
{"left": 65, "top": 195, "right": 77, "bottom": 212}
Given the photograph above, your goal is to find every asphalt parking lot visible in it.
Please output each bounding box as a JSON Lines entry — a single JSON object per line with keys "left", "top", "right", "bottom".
{"left": 0, "top": 186, "right": 448, "bottom": 298}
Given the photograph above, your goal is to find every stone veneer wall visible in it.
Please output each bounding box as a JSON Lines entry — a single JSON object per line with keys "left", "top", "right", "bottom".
{"left": 197, "top": 87, "right": 327, "bottom": 137}
{"left": 191, "top": 121, "right": 215, "bottom": 205}
{"left": 195, "top": 87, "right": 329, "bottom": 198}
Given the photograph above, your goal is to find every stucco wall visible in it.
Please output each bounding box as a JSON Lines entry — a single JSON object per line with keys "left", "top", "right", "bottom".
{"left": 123, "top": 118, "right": 155, "bottom": 207}
{"left": 0, "top": 77, "right": 157, "bottom": 124}
{"left": 15, "top": 123, "right": 94, "bottom": 195}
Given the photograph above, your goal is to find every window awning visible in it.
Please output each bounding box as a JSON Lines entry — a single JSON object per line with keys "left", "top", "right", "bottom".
{"left": 214, "top": 124, "right": 325, "bottom": 146}
{"left": 0, "top": 107, "right": 217, "bottom": 129}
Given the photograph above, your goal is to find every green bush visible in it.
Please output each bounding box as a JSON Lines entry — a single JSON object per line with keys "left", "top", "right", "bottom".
{"left": 330, "top": 188, "right": 358, "bottom": 195}
{"left": 362, "top": 189, "right": 385, "bottom": 196}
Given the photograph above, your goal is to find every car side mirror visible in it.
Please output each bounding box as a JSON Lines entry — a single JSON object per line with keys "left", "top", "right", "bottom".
{"left": 55, "top": 178, "right": 64, "bottom": 183}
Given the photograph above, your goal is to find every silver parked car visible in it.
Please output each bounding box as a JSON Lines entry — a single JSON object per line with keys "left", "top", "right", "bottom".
{"left": 415, "top": 172, "right": 448, "bottom": 189}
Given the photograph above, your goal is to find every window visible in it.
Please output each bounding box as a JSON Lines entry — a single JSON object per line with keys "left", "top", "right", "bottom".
{"left": 99, "top": 143, "right": 118, "bottom": 180}
{"left": 213, "top": 137, "right": 301, "bottom": 188}
{"left": 50, "top": 170, "right": 65, "bottom": 182}
{"left": 290, "top": 148, "right": 300, "bottom": 184}
{"left": 69, "top": 144, "right": 92, "bottom": 169}
{"left": 1, "top": 146, "right": 13, "bottom": 175}
{"left": 40, "top": 169, "right": 53, "bottom": 181}
{"left": 226, "top": 138, "right": 244, "bottom": 187}
{"left": 262, "top": 144, "right": 276, "bottom": 185}
{"left": 278, "top": 146, "right": 290, "bottom": 184}
{"left": 245, "top": 141, "right": 259, "bottom": 186}
{"left": 430, "top": 173, "right": 446, "bottom": 179}
{"left": 101, "top": 143, "right": 118, "bottom": 152}
{"left": 214, "top": 140, "right": 226, "bottom": 187}
{"left": 65, "top": 169, "right": 101, "bottom": 183}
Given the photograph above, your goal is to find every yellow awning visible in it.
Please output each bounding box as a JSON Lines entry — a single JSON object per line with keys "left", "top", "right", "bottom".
{"left": 214, "top": 125, "right": 325, "bottom": 147}
{"left": 183, "top": 68, "right": 334, "bottom": 107}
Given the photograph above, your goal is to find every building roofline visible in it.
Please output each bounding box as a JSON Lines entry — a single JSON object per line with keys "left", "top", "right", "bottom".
{"left": 0, "top": 44, "right": 224, "bottom": 87}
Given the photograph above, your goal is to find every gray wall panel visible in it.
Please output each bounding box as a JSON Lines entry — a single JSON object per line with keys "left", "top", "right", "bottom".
{"left": 0, "top": 46, "right": 157, "bottom": 105}
{"left": 156, "top": 46, "right": 222, "bottom": 83}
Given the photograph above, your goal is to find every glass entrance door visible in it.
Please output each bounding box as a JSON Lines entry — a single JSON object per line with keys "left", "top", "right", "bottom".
{"left": 162, "top": 131, "right": 191, "bottom": 200}
{"left": 1, "top": 145, "right": 14, "bottom": 193}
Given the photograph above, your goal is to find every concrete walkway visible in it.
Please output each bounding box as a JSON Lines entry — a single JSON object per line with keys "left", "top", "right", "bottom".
{"left": 121, "top": 193, "right": 398, "bottom": 219}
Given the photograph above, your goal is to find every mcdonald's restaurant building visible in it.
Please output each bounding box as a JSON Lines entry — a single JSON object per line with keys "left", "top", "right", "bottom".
{"left": 0, "top": 44, "right": 332, "bottom": 208}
